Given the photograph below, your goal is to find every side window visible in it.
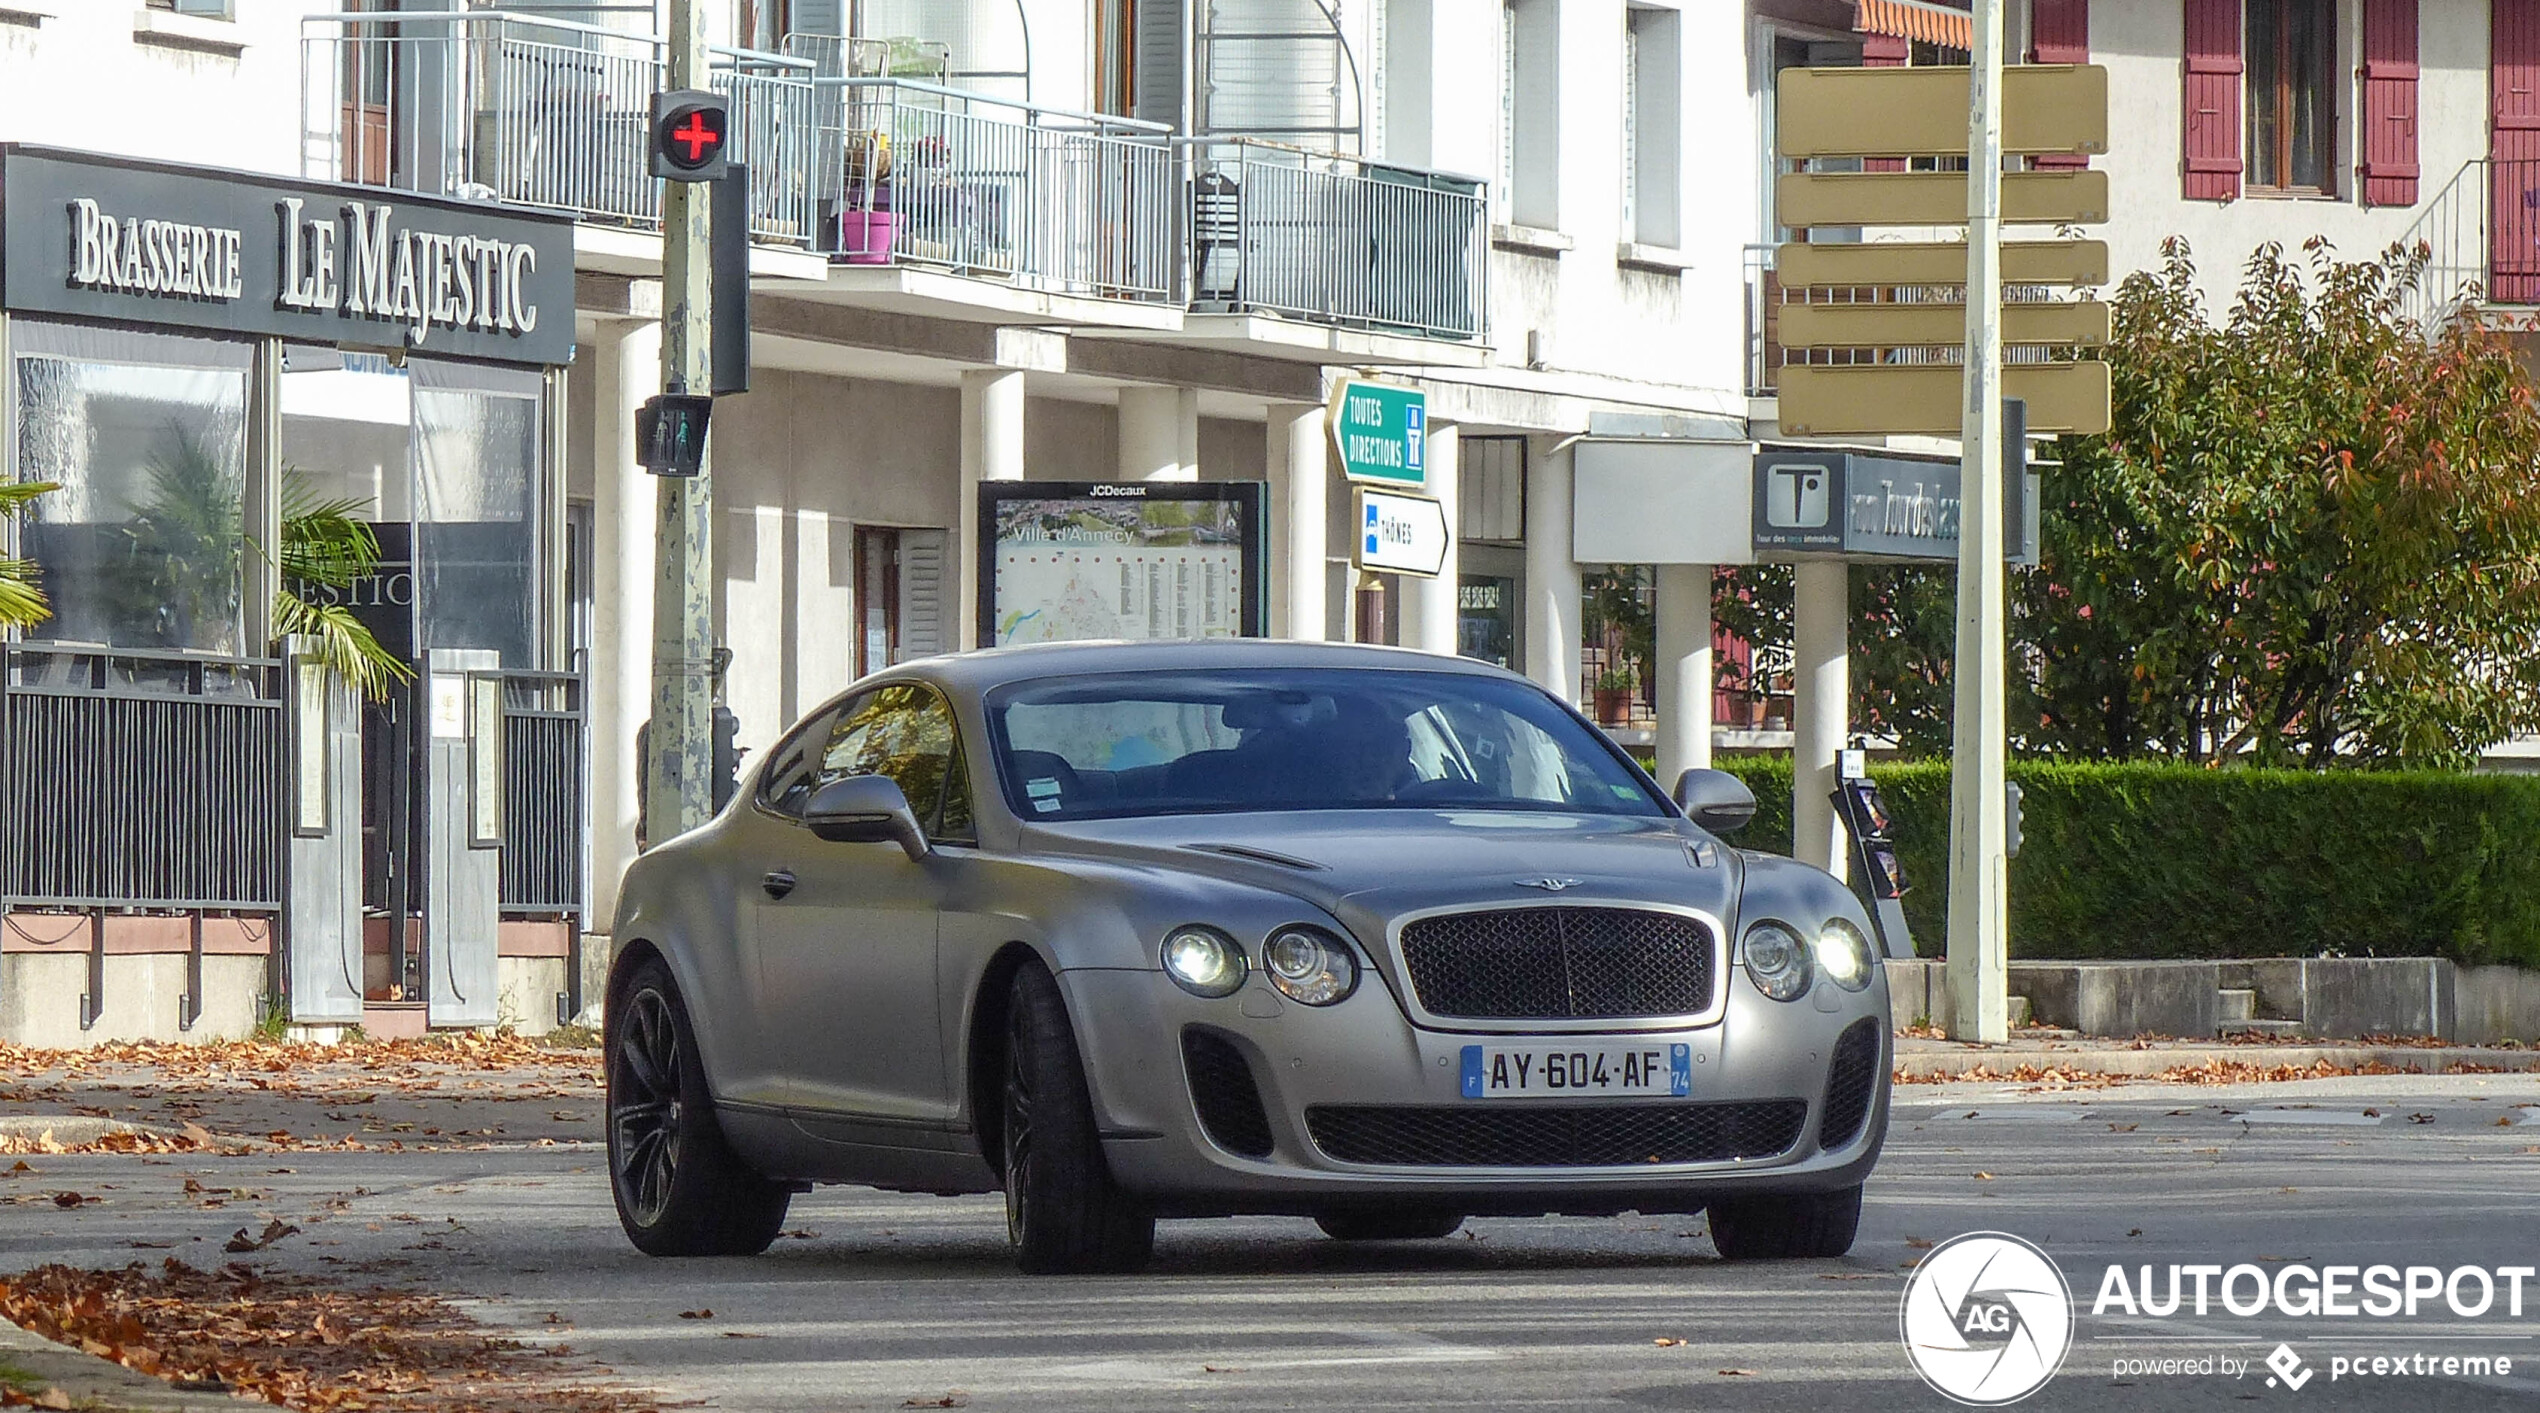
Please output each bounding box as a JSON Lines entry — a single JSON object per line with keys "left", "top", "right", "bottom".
{"left": 934, "top": 735, "right": 977, "bottom": 844}
{"left": 760, "top": 701, "right": 848, "bottom": 818}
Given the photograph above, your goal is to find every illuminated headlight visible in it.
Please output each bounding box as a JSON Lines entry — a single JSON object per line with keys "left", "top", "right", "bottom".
{"left": 1742, "top": 921, "right": 1813, "bottom": 1002}
{"left": 1815, "top": 917, "right": 1876, "bottom": 991}
{"left": 1263, "top": 926, "right": 1359, "bottom": 1006}
{"left": 1161, "top": 926, "right": 1247, "bottom": 998}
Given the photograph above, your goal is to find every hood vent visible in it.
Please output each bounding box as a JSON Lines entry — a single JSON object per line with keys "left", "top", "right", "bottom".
{"left": 1182, "top": 842, "right": 1330, "bottom": 872}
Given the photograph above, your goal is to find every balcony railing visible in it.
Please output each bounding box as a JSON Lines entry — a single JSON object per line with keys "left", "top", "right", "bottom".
{"left": 2396, "top": 157, "right": 2540, "bottom": 327}
{"left": 298, "top": 14, "right": 1490, "bottom": 338}
{"left": 300, "top": 10, "right": 814, "bottom": 244}
{"left": 1184, "top": 140, "right": 1487, "bottom": 342}
{"left": 816, "top": 78, "right": 1177, "bottom": 301}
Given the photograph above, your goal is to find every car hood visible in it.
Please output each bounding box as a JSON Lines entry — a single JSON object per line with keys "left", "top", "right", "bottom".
{"left": 1019, "top": 809, "right": 1743, "bottom": 943}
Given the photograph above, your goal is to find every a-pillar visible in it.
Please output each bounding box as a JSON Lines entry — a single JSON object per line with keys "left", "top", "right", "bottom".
{"left": 1523, "top": 439, "right": 1582, "bottom": 703}
{"left": 1119, "top": 386, "right": 1198, "bottom": 481}
{"left": 1792, "top": 560, "right": 1848, "bottom": 877}
{"left": 1653, "top": 564, "right": 1713, "bottom": 788}
{"left": 589, "top": 315, "right": 660, "bottom": 931}
{"left": 958, "top": 369, "right": 1025, "bottom": 650}
{"left": 1398, "top": 421, "right": 1460, "bottom": 655}
{"left": 1267, "top": 402, "right": 1327, "bottom": 640}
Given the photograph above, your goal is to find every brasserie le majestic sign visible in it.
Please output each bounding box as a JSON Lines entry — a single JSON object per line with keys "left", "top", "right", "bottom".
{"left": 4, "top": 145, "right": 571, "bottom": 366}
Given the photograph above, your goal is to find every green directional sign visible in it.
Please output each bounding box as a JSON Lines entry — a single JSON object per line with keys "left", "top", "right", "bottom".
{"left": 1327, "top": 379, "right": 1428, "bottom": 486}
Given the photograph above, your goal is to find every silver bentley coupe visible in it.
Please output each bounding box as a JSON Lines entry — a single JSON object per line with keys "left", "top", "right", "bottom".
{"left": 604, "top": 640, "right": 1891, "bottom": 1273}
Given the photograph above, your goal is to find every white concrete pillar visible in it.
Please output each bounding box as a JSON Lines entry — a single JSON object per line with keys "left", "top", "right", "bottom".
{"left": 958, "top": 368, "right": 1026, "bottom": 650}
{"left": 590, "top": 317, "right": 660, "bottom": 922}
{"left": 1654, "top": 563, "right": 1713, "bottom": 787}
{"left": 1399, "top": 422, "right": 1461, "bottom": 655}
{"left": 1792, "top": 559, "right": 1848, "bottom": 878}
{"left": 1523, "top": 440, "right": 1581, "bottom": 703}
{"left": 1267, "top": 402, "right": 1328, "bottom": 641}
{"left": 1119, "top": 385, "right": 1198, "bottom": 481}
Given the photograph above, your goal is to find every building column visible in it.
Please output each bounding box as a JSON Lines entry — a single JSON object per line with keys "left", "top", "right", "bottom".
{"left": 589, "top": 317, "right": 660, "bottom": 929}
{"left": 1267, "top": 401, "right": 1327, "bottom": 641}
{"left": 1399, "top": 421, "right": 1460, "bottom": 655}
{"left": 1119, "top": 385, "right": 1198, "bottom": 481}
{"left": 1654, "top": 563, "right": 1713, "bottom": 788}
{"left": 1523, "top": 439, "right": 1581, "bottom": 703}
{"left": 1792, "top": 559, "right": 1848, "bottom": 877}
{"left": 958, "top": 368, "right": 1026, "bottom": 650}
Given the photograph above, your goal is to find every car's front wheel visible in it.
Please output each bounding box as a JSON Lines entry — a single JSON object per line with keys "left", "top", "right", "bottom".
{"left": 1316, "top": 1211, "right": 1466, "bottom": 1241}
{"left": 1002, "top": 963, "right": 1155, "bottom": 1274}
{"left": 607, "top": 957, "right": 791, "bottom": 1256}
{"left": 1705, "top": 1184, "right": 1863, "bottom": 1260}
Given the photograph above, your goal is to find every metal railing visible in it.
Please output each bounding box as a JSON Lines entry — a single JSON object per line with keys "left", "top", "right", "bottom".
{"left": 499, "top": 669, "right": 583, "bottom": 919}
{"left": 1, "top": 646, "right": 286, "bottom": 911}
{"left": 2395, "top": 157, "right": 2540, "bottom": 326}
{"left": 817, "top": 78, "right": 1177, "bottom": 301}
{"left": 300, "top": 10, "right": 814, "bottom": 244}
{"left": 1182, "top": 139, "right": 1487, "bottom": 342}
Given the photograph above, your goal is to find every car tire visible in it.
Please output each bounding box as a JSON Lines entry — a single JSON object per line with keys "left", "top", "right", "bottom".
{"left": 1705, "top": 1184, "right": 1864, "bottom": 1260}
{"left": 1003, "top": 963, "right": 1156, "bottom": 1275}
{"left": 607, "top": 957, "right": 791, "bottom": 1257}
{"left": 1315, "top": 1211, "right": 1466, "bottom": 1241}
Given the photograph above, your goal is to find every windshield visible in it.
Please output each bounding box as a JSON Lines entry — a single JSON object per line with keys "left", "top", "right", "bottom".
{"left": 985, "top": 668, "right": 1670, "bottom": 821}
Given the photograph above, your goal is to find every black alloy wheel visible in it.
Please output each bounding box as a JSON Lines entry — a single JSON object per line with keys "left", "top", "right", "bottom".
{"left": 1001, "top": 963, "right": 1156, "bottom": 1274}
{"left": 606, "top": 957, "right": 791, "bottom": 1256}
{"left": 1705, "top": 1184, "right": 1864, "bottom": 1260}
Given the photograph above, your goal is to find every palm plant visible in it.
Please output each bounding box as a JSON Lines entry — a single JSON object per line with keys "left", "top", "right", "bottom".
{"left": 0, "top": 481, "right": 58, "bottom": 629}
{"left": 273, "top": 477, "right": 414, "bottom": 700}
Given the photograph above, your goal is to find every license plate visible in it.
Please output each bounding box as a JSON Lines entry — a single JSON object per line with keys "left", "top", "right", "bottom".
{"left": 1459, "top": 1043, "right": 1691, "bottom": 1099}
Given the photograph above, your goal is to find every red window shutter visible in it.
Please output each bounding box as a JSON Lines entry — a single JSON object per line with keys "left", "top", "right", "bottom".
{"left": 2029, "top": 0, "right": 2090, "bottom": 170}
{"left": 2492, "top": 1, "right": 2540, "bottom": 299}
{"left": 2360, "top": 0, "right": 2419, "bottom": 205}
{"left": 2182, "top": 0, "right": 2243, "bottom": 202}
{"left": 1863, "top": 33, "right": 1908, "bottom": 173}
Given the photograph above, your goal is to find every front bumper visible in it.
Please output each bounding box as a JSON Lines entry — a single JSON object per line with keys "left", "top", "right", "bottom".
{"left": 1059, "top": 967, "right": 1892, "bottom": 1218}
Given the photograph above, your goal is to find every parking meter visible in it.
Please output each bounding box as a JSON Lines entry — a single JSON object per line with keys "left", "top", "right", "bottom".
{"left": 1829, "top": 749, "right": 1916, "bottom": 959}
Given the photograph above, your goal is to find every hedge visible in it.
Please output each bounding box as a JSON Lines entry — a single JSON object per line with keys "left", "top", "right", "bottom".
{"left": 1705, "top": 756, "right": 2540, "bottom": 968}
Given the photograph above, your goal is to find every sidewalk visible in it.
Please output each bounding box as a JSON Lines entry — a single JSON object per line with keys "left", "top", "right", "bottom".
{"left": 1895, "top": 1031, "right": 2540, "bottom": 1083}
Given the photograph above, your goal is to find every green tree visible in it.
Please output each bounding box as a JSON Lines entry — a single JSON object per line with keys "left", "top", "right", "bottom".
{"left": 0, "top": 481, "right": 58, "bottom": 629}
{"left": 2021, "top": 237, "right": 2540, "bottom": 768}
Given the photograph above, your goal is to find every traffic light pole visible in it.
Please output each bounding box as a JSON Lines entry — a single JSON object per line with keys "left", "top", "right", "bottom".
{"left": 1946, "top": 0, "right": 2013, "bottom": 1043}
{"left": 645, "top": 0, "right": 717, "bottom": 845}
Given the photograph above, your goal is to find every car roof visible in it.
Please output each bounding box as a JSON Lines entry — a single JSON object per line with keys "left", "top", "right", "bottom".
{"left": 900, "top": 640, "right": 1525, "bottom": 698}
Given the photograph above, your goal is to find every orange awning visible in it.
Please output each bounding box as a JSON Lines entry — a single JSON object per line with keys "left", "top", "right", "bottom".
{"left": 1855, "top": 0, "right": 1972, "bottom": 51}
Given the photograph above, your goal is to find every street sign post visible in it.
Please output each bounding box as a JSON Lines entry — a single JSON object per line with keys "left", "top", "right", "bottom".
{"left": 1353, "top": 488, "right": 1451, "bottom": 578}
{"left": 1328, "top": 379, "right": 1429, "bottom": 486}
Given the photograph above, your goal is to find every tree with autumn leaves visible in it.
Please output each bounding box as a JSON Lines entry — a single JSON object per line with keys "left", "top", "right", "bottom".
{"left": 1722, "top": 236, "right": 2540, "bottom": 770}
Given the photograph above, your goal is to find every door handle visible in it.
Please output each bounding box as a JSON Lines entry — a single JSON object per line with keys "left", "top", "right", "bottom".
{"left": 761, "top": 869, "right": 797, "bottom": 900}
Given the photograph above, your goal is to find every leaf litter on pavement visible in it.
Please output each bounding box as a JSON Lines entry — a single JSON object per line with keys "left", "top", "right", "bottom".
{"left": 0, "top": 1260, "right": 652, "bottom": 1413}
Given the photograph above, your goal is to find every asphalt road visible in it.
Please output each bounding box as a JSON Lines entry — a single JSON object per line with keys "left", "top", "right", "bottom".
{"left": 11, "top": 1071, "right": 2540, "bottom": 1411}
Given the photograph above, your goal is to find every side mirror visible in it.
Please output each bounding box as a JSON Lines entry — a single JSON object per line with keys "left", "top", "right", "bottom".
{"left": 803, "top": 775, "right": 930, "bottom": 859}
{"left": 1673, "top": 768, "right": 1756, "bottom": 834}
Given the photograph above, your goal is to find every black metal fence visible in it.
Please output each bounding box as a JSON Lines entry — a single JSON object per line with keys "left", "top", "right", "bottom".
{"left": 0, "top": 645, "right": 287, "bottom": 910}
{"left": 500, "top": 669, "right": 583, "bottom": 919}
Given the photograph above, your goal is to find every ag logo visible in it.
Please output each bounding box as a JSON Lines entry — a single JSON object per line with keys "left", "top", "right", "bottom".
{"left": 1899, "top": 1231, "right": 2074, "bottom": 1406}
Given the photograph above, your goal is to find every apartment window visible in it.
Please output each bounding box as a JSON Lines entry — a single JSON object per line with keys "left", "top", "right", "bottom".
{"left": 147, "top": 0, "right": 235, "bottom": 16}
{"left": 1502, "top": 0, "right": 1558, "bottom": 228}
{"left": 1623, "top": 6, "right": 1681, "bottom": 247}
{"left": 1093, "top": 0, "right": 1137, "bottom": 117}
{"left": 2246, "top": 0, "right": 2336, "bottom": 193}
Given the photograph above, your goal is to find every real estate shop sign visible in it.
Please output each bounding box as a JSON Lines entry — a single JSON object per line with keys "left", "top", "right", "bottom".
{"left": 0, "top": 145, "right": 573, "bottom": 366}
{"left": 1751, "top": 449, "right": 2038, "bottom": 565}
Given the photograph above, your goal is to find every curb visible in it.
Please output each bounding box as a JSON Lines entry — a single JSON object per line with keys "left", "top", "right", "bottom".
{"left": 0, "top": 1319, "right": 239, "bottom": 1413}
{"left": 1894, "top": 1043, "right": 2540, "bottom": 1080}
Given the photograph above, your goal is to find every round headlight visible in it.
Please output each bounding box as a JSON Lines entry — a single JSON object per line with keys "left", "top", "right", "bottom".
{"left": 1743, "top": 921, "right": 1813, "bottom": 1002}
{"left": 1816, "top": 917, "right": 1876, "bottom": 992}
{"left": 1262, "top": 926, "right": 1359, "bottom": 1006}
{"left": 1161, "top": 926, "right": 1246, "bottom": 998}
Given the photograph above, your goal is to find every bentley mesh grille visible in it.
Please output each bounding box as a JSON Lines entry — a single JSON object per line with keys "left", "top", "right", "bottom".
{"left": 1819, "top": 1018, "right": 1883, "bottom": 1151}
{"left": 1397, "top": 907, "right": 1716, "bottom": 1019}
{"left": 1304, "top": 1101, "right": 1807, "bottom": 1167}
{"left": 1181, "top": 1027, "right": 1275, "bottom": 1158}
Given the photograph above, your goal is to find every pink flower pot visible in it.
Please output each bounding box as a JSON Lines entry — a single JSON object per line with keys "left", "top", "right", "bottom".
{"left": 839, "top": 209, "right": 895, "bottom": 263}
